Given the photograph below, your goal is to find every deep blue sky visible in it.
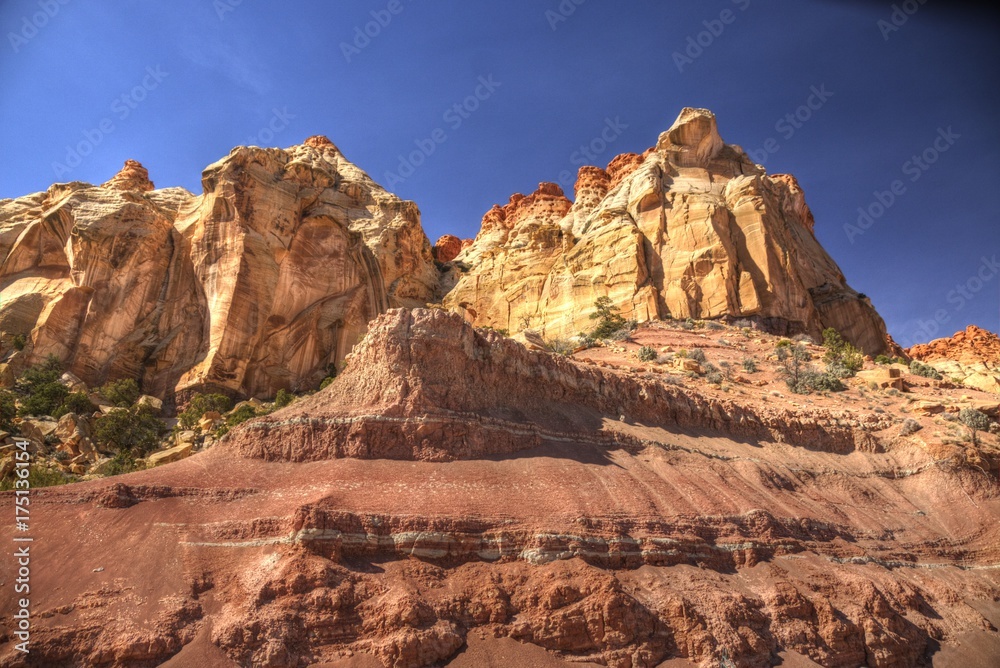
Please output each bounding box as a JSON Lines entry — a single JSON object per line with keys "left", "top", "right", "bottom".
{"left": 1, "top": 0, "right": 997, "bottom": 346}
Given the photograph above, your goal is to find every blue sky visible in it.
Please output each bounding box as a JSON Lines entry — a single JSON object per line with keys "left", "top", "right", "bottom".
{"left": 1, "top": 0, "right": 997, "bottom": 346}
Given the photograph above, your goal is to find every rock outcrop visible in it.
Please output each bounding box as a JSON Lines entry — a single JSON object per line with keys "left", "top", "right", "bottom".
{"left": 908, "top": 324, "right": 1000, "bottom": 393}
{"left": 443, "top": 108, "right": 893, "bottom": 355}
{"left": 2, "top": 308, "right": 998, "bottom": 667}
{"left": 0, "top": 139, "right": 437, "bottom": 401}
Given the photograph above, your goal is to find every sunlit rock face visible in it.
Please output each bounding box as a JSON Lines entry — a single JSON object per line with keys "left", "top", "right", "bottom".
{"left": 0, "top": 140, "right": 438, "bottom": 401}
{"left": 444, "top": 107, "right": 894, "bottom": 355}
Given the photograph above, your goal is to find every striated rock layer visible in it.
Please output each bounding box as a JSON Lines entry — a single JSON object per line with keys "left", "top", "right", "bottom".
{"left": 444, "top": 108, "right": 894, "bottom": 355}
{"left": 0, "top": 141, "right": 437, "bottom": 401}
{"left": 2, "top": 309, "right": 997, "bottom": 667}
{"left": 908, "top": 325, "right": 1000, "bottom": 394}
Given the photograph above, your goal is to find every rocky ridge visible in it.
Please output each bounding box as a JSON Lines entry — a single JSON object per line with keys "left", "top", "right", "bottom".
{"left": 908, "top": 325, "right": 1000, "bottom": 394}
{"left": 2, "top": 309, "right": 998, "bottom": 667}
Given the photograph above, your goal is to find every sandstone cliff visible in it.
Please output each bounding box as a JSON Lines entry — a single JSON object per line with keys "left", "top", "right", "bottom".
{"left": 443, "top": 108, "right": 894, "bottom": 355}
{"left": 0, "top": 138, "right": 437, "bottom": 401}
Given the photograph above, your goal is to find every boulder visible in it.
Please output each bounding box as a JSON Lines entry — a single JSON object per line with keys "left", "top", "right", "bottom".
{"left": 60, "top": 371, "right": 88, "bottom": 393}
{"left": 136, "top": 395, "right": 163, "bottom": 414}
{"left": 20, "top": 418, "right": 58, "bottom": 443}
{"left": 147, "top": 443, "right": 194, "bottom": 467}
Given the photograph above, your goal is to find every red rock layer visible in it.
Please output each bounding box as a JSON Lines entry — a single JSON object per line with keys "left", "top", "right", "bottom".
{"left": 478, "top": 182, "right": 572, "bottom": 236}
{"left": 432, "top": 234, "right": 464, "bottom": 263}
{"left": 908, "top": 325, "right": 1000, "bottom": 365}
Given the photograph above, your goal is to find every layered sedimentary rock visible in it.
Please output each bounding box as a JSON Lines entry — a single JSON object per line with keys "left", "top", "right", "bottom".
{"left": 908, "top": 324, "right": 1000, "bottom": 393}
{"left": 2, "top": 308, "right": 998, "bottom": 667}
{"left": 444, "top": 108, "right": 893, "bottom": 354}
{"left": 0, "top": 140, "right": 437, "bottom": 401}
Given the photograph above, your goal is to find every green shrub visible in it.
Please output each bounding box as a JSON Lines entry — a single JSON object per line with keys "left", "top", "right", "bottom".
{"left": 959, "top": 408, "right": 991, "bottom": 444}
{"left": 11, "top": 334, "right": 26, "bottom": 351}
{"left": 319, "top": 377, "right": 336, "bottom": 390}
{"left": 54, "top": 392, "right": 98, "bottom": 419}
{"left": 103, "top": 451, "right": 143, "bottom": 477}
{"left": 99, "top": 378, "right": 140, "bottom": 407}
{"left": 900, "top": 418, "right": 923, "bottom": 436}
{"left": 178, "top": 393, "right": 234, "bottom": 429}
{"left": 15, "top": 355, "right": 67, "bottom": 417}
{"left": 909, "top": 360, "right": 943, "bottom": 380}
{"left": 273, "top": 389, "right": 294, "bottom": 409}
{"left": 226, "top": 403, "right": 258, "bottom": 428}
{"left": 742, "top": 358, "right": 758, "bottom": 373}
{"left": 637, "top": 346, "right": 657, "bottom": 362}
{"left": 706, "top": 371, "right": 724, "bottom": 385}
{"left": 688, "top": 348, "right": 707, "bottom": 363}
{"left": 94, "top": 405, "right": 166, "bottom": 456}
{"left": 589, "top": 297, "right": 627, "bottom": 339}
{"left": 0, "top": 390, "right": 16, "bottom": 431}
{"left": 822, "top": 328, "right": 864, "bottom": 378}
{"left": 0, "top": 465, "right": 73, "bottom": 491}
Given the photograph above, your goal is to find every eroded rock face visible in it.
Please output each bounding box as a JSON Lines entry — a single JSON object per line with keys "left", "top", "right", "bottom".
{"left": 2, "top": 308, "right": 997, "bottom": 668}
{"left": 908, "top": 325, "right": 1000, "bottom": 393}
{"left": 0, "top": 141, "right": 438, "bottom": 401}
{"left": 443, "top": 108, "right": 893, "bottom": 354}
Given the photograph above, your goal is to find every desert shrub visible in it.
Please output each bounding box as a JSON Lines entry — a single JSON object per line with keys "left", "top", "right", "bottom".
{"left": 178, "top": 393, "right": 233, "bottom": 429}
{"left": 679, "top": 318, "right": 696, "bottom": 330}
{"left": 15, "top": 355, "right": 67, "bottom": 417}
{"left": 900, "top": 418, "right": 923, "bottom": 436}
{"left": 607, "top": 328, "right": 633, "bottom": 342}
{"left": 822, "top": 328, "right": 864, "bottom": 378}
{"left": 11, "top": 334, "right": 26, "bottom": 351}
{"left": 742, "top": 357, "right": 758, "bottom": 373}
{"left": 706, "top": 371, "right": 724, "bottom": 385}
{"left": 909, "top": 360, "right": 943, "bottom": 380}
{"left": 0, "top": 465, "right": 73, "bottom": 491}
{"left": 655, "top": 355, "right": 673, "bottom": 365}
{"left": 589, "top": 297, "right": 628, "bottom": 339}
{"left": 775, "top": 339, "right": 793, "bottom": 349}
{"left": 477, "top": 326, "right": 509, "bottom": 337}
{"left": 794, "top": 333, "right": 816, "bottom": 344}
{"left": 103, "top": 451, "right": 143, "bottom": 477}
{"left": 94, "top": 405, "right": 165, "bottom": 456}
{"left": 719, "top": 361, "right": 734, "bottom": 381}
{"left": 319, "top": 377, "right": 336, "bottom": 390}
{"left": 875, "top": 355, "right": 907, "bottom": 366}
{"left": 661, "top": 374, "right": 684, "bottom": 385}
{"left": 733, "top": 319, "right": 753, "bottom": 330}
{"left": 777, "top": 343, "right": 811, "bottom": 393}
{"left": 688, "top": 348, "right": 707, "bottom": 363}
{"left": 226, "top": 403, "right": 258, "bottom": 428}
{"left": 0, "top": 390, "right": 16, "bottom": 431}
{"left": 273, "top": 389, "right": 294, "bottom": 409}
{"left": 959, "top": 408, "right": 992, "bottom": 444}
{"left": 99, "top": 378, "right": 141, "bottom": 408}
{"left": 54, "top": 392, "right": 98, "bottom": 419}
{"left": 638, "top": 346, "right": 657, "bottom": 362}
{"left": 705, "top": 321, "right": 725, "bottom": 331}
